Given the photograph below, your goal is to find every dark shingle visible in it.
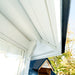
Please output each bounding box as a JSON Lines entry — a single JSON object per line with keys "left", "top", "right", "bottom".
{"left": 30, "top": 58, "right": 47, "bottom": 70}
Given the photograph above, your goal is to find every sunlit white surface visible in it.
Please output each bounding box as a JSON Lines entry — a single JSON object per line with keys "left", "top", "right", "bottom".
{"left": 68, "top": 0, "right": 75, "bottom": 58}
{"left": 0, "top": 53, "right": 21, "bottom": 75}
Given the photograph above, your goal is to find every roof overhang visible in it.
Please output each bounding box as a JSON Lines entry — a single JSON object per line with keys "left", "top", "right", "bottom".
{"left": 0, "top": 0, "right": 70, "bottom": 60}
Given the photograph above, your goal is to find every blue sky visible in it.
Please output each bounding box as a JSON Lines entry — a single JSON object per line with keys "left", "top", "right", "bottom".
{"left": 69, "top": 0, "right": 75, "bottom": 31}
{"left": 68, "top": 0, "right": 75, "bottom": 57}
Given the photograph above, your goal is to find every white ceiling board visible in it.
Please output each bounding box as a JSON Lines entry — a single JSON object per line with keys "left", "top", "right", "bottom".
{"left": 0, "top": 0, "right": 63, "bottom": 59}
{"left": 0, "top": 13, "right": 29, "bottom": 49}
{"left": 19, "top": 0, "right": 44, "bottom": 41}
{"left": 0, "top": 0, "right": 41, "bottom": 41}
{"left": 20, "top": 0, "right": 55, "bottom": 46}
{"left": 31, "top": 47, "right": 61, "bottom": 60}
{"left": 31, "top": 41, "right": 57, "bottom": 58}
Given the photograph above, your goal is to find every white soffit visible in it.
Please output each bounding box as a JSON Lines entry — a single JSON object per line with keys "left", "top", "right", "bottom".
{"left": 20, "top": 0, "right": 61, "bottom": 54}
{"left": 20, "top": 0, "right": 61, "bottom": 47}
{"left": 0, "top": 13, "right": 29, "bottom": 50}
{"left": 31, "top": 41, "right": 61, "bottom": 60}
{"left": 20, "top": 0, "right": 56, "bottom": 46}
{"left": 0, "top": 0, "right": 41, "bottom": 41}
{"left": 0, "top": 0, "right": 62, "bottom": 59}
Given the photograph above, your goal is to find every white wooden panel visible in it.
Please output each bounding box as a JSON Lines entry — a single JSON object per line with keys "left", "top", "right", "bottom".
{"left": 31, "top": 48, "right": 61, "bottom": 60}
{"left": 0, "top": 0, "right": 62, "bottom": 60}
{"left": 46, "top": 0, "right": 58, "bottom": 46}
{"left": 20, "top": 0, "right": 55, "bottom": 46}
{"left": 31, "top": 41, "right": 61, "bottom": 60}
{"left": 0, "top": 0, "right": 41, "bottom": 41}
{"left": 0, "top": 13, "right": 29, "bottom": 49}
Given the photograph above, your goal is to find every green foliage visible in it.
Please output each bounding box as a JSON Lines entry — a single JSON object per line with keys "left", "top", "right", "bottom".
{"left": 48, "top": 51, "right": 75, "bottom": 74}
{"left": 48, "top": 43, "right": 75, "bottom": 75}
{"left": 48, "top": 25, "right": 75, "bottom": 75}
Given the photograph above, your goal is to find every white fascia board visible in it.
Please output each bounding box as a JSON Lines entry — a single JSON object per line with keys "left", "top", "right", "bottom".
{"left": 46, "top": 0, "right": 61, "bottom": 47}
{"left": 53, "top": 0, "right": 61, "bottom": 52}
{"left": 31, "top": 41, "right": 61, "bottom": 60}
{"left": 31, "top": 50, "right": 61, "bottom": 60}
{"left": 54, "top": 0, "right": 61, "bottom": 44}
